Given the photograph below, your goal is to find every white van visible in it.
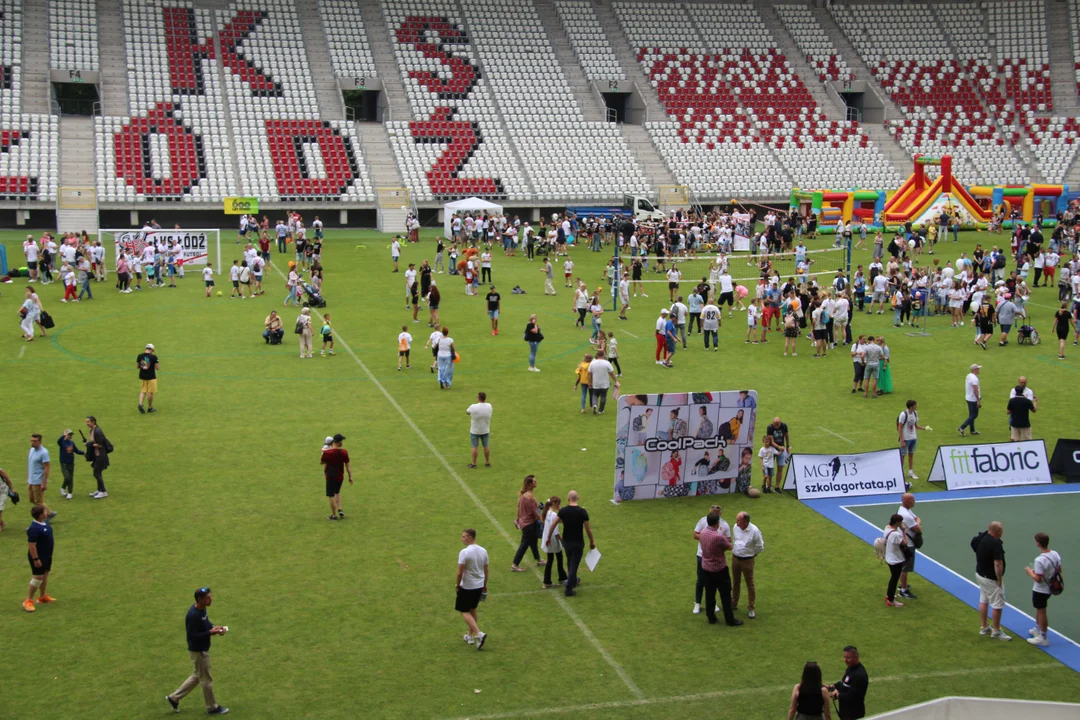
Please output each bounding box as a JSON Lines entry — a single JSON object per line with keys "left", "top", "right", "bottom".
{"left": 623, "top": 194, "right": 665, "bottom": 222}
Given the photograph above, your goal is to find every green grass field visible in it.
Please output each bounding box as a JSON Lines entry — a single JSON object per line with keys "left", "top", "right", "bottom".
{"left": 2, "top": 226, "right": 1079, "bottom": 719}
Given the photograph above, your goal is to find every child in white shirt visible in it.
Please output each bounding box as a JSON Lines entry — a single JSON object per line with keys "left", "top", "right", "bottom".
{"left": 758, "top": 435, "right": 781, "bottom": 493}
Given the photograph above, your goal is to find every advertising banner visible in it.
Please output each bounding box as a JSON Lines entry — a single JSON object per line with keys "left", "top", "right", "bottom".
{"left": 613, "top": 390, "right": 758, "bottom": 502}
{"left": 783, "top": 449, "right": 905, "bottom": 499}
{"left": 927, "top": 440, "right": 1051, "bottom": 490}
{"left": 224, "top": 196, "right": 259, "bottom": 214}
{"left": 1049, "top": 439, "right": 1080, "bottom": 482}
{"left": 112, "top": 229, "right": 215, "bottom": 267}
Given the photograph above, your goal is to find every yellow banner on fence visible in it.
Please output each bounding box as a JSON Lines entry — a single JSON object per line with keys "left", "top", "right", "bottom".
{"left": 224, "top": 197, "right": 259, "bottom": 215}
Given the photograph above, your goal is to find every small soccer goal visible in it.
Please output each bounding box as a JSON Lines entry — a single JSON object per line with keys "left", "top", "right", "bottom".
{"left": 618, "top": 245, "right": 849, "bottom": 291}
{"left": 99, "top": 228, "right": 222, "bottom": 274}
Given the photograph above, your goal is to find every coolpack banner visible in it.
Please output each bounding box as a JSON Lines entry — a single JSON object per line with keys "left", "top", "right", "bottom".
{"left": 113, "top": 229, "right": 214, "bottom": 267}
{"left": 928, "top": 440, "right": 1051, "bottom": 490}
{"left": 614, "top": 390, "right": 758, "bottom": 502}
{"left": 783, "top": 449, "right": 904, "bottom": 499}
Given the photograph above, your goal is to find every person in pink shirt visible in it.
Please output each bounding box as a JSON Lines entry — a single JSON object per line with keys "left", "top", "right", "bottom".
{"left": 116, "top": 254, "right": 132, "bottom": 293}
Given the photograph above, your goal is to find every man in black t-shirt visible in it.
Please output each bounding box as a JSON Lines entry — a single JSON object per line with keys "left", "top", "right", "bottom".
{"left": 974, "top": 522, "right": 1010, "bottom": 640}
{"left": 485, "top": 286, "right": 501, "bottom": 336}
{"left": 545, "top": 490, "right": 595, "bottom": 597}
{"left": 137, "top": 343, "right": 160, "bottom": 414}
{"left": 766, "top": 417, "right": 790, "bottom": 488}
{"left": 1006, "top": 392, "right": 1036, "bottom": 441}
{"left": 167, "top": 587, "right": 229, "bottom": 714}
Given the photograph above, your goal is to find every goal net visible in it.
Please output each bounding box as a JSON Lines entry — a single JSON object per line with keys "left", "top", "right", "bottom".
{"left": 620, "top": 246, "right": 848, "bottom": 290}
{"left": 100, "top": 228, "right": 222, "bottom": 274}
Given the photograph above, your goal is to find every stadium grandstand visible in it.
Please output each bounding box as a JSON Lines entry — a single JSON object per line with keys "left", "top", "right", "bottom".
{"left": 0, "top": 0, "right": 1075, "bottom": 232}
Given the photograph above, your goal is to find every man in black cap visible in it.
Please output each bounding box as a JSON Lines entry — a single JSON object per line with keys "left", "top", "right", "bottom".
{"left": 166, "top": 587, "right": 229, "bottom": 715}
{"left": 320, "top": 434, "right": 352, "bottom": 521}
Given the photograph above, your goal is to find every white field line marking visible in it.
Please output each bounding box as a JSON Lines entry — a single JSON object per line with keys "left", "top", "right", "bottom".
{"left": 620, "top": 329, "right": 638, "bottom": 338}
{"left": 488, "top": 584, "right": 620, "bottom": 599}
{"left": 269, "top": 261, "right": 644, "bottom": 699}
{"left": 839, "top": 506, "right": 1080, "bottom": 651}
{"left": 18, "top": 345, "right": 26, "bottom": 358}
{"left": 851, "top": 488, "right": 1080, "bottom": 506}
{"left": 444, "top": 662, "right": 1059, "bottom": 720}
{"left": 817, "top": 425, "right": 855, "bottom": 444}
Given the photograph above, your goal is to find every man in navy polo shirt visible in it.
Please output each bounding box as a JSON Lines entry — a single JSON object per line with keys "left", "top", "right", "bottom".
{"left": 23, "top": 505, "right": 56, "bottom": 612}
{"left": 166, "top": 587, "right": 229, "bottom": 715}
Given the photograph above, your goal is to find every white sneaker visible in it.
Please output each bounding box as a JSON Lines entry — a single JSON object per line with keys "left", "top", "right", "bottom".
{"left": 979, "top": 626, "right": 993, "bottom": 635}
{"left": 991, "top": 629, "right": 1012, "bottom": 641}
{"left": 748, "top": 609, "right": 756, "bottom": 619}
{"left": 66, "top": 493, "right": 73, "bottom": 500}
{"left": 1027, "top": 634, "right": 1049, "bottom": 646}
{"left": 463, "top": 633, "right": 475, "bottom": 645}
{"left": 93, "top": 491, "right": 108, "bottom": 499}
{"left": 88, "top": 491, "right": 98, "bottom": 497}
{"left": 908, "top": 470, "right": 918, "bottom": 480}
{"left": 1028, "top": 627, "right": 1040, "bottom": 637}
{"left": 715, "top": 605, "right": 721, "bottom": 613}
{"left": 692, "top": 603, "right": 701, "bottom": 615}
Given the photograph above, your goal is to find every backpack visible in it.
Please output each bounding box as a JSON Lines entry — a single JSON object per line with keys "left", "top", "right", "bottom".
{"left": 971, "top": 530, "right": 988, "bottom": 553}
{"left": 873, "top": 529, "right": 897, "bottom": 563}
{"left": 1046, "top": 556, "right": 1064, "bottom": 596}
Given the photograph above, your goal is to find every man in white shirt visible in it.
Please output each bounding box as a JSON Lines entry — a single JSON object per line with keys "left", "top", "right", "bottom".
{"left": 1024, "top": 531, "right": 1061, "bottom": 647}
{"left": 869, "top": 273, "right": 889, "bottom": 314}
{"left": 897, "top": 399, "right": 926, "bottom": 482}
{"left": 895, "top": 493, "right": 921, "bottom": 600}
{"left": 456, "top": 528, "right": 489, "bottom": 649}
{"left": 587, "top": 351, "right": 616, "bottom": 414}
{"left": 24, "top": 236, "right": 40, "bottom": 282}
{"left": 391, "top": 238, "right": 401, "bottom": 273}
{"left": 731, "top": 511, "right": 764, "bottom": 619}
{"left": 692, "top": 504, "right": 729, "bottom": 615}
{"left": 670, "top": 296, "right": 689, "bottom": 348}
{"left": 718, "top": 270, "right": 735, "bottom": 317}
{"left": 958, "top": 363, "right": 982, "bottom": 437}
{"left": 466, "top": 392, "right": 493, "bottom": 468}
{"left": 655, "top": 308, "right": 670, "bottom": 364}
{"left": 701, "top": 297, "right": 721, "bottom": 350}
{"left": 404, "top": 263, "right": 418, "bottom": 309}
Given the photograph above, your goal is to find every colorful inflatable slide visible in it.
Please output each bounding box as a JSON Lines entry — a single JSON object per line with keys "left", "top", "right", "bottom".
{"left": 883, "top": 155, "right": 991, "bottom": 225}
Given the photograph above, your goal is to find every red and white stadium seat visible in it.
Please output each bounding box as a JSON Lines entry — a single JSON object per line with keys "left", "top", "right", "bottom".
{"left": 461, "top": 0, "right": 648, "bottom": 200}
{"left": 774, "top": 5, "right": 851, "bottom": 84}
{"left": 554, "top": 0, "right": 624, "bottom": 82}
{"left": 382, "top": 0, "right": 528, "bottom": 201}
{"left": 0, "top": 0, "right": 58, "bottom": 201}
{"left": 50, "top": 0, "right": 99, "bottom": 72}
{"left": 319, "top": 0, "right": 378, "bottom": 84}
{"left": 219, "top": 0, "right": 373, "bottom": 202}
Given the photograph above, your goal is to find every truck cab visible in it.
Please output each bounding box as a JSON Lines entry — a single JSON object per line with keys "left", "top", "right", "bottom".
{"left": 623, "top": 194, "right": 665, "bottom": 222}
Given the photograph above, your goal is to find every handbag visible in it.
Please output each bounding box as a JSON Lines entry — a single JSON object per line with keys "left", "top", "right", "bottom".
{"left": 294, "top": 320, "right": 304, "bottom": 334}
{"left": 40, "top": 311, "right": 55, "bottom": 329}
{"left": 911, "top": 529, "right": 924, "bottom": 549}
{"left": 7, "top": 489, "right": 19, "bottom": 505}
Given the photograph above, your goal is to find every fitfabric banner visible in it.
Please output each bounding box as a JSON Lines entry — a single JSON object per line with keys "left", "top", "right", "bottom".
{"left": 783, "top": 449, "right": 905, "bottom": 499}
{"left": 928, "top": 440, "right": 1051, "bottom": 490}
{"left": 613, "top": 390, "right": 758, "bottom": 502}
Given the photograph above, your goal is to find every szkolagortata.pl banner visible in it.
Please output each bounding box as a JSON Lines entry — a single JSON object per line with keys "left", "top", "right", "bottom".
{"left": 783, "top": 449, "right": 905, "bottom": 499}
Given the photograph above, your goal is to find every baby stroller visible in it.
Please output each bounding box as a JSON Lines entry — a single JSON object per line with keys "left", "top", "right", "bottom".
{"left": 303, "top": 283, "right": 327, "bottom": 308}
{"left": 1017, "top": 325, "right": 1040, "bottom": 345}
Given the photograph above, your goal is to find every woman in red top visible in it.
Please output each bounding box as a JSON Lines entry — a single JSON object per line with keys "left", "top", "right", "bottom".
{"left": 511, "top": 475, "right": 547, "bottom": 572}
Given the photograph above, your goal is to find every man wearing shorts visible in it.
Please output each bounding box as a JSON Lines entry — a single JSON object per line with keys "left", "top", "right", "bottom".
{"left": 974, "top": 521, "right": 1011, "bottom": 640}
{"left": 896, "top": 400, "right": 925, "bottom": 482}
{"left": 137, "top": 343, "right": 160, "bottom": 414}
{"left": 320, "top": 434, "right": 352, "bottom": 521}
{"left": 23, "top": 505, "right": 56, "bottom": 612}
{"left": 485, "top": 285, "right": 500, "bottom": 336}
{"left": 466, "top": 392, "right": 493, "bottom": 468}
{"left": 27, "top": 433, "right": 51, "bottom": 513}
{"left": 456, "top": 528, "right": 489, "bottom": 649}
{"left": 896, "top": 493, "right": 921, "bottom": 600}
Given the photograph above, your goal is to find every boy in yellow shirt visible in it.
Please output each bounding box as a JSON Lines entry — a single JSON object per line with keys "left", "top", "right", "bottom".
{"left": 574, "top": 354, "right": 593, "bottom": 414}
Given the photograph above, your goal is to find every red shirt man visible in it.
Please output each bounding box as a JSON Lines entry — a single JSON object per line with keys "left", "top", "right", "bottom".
{"left": 320, "top": 434, "right": 352, "bottom": 521}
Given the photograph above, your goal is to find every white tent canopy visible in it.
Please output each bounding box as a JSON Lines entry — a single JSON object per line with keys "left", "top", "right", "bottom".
{"left": 443, "top": 197, "right": 504, "bottom": 239}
